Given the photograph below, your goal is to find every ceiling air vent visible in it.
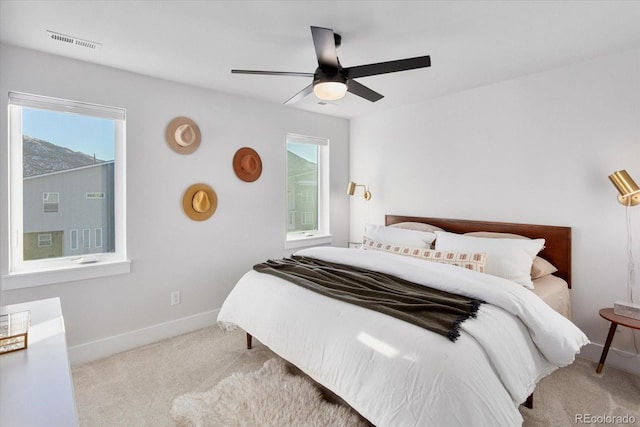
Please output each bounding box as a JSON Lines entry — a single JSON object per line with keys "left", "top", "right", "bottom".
{"left": 46, "top": 30, "right": 102, "bottom": 50}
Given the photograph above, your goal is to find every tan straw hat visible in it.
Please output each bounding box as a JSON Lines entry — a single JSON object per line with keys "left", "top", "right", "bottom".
{"left": 166, "top": 117, "right": 201, "bottom": 154}
{"left": 182, "top": 183, "right": 217, "bottom": 221}
{"left": 233, "top": 147, "right": 262, "bottom": 182}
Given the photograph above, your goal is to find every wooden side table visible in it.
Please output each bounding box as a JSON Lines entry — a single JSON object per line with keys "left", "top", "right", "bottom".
{"left": 596, "top": 307, "right": 640, "bottom": 373}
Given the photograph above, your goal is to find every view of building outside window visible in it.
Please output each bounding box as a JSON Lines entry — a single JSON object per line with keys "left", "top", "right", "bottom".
{"left": 21, "top": 107, "right": 116, "bottom": 261}
{"left": 286, "top": 140, "right": 319, "bottom": 234}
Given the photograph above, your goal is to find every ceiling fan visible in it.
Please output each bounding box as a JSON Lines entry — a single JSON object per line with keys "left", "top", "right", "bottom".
{"left": 231, "top": 26, "right": 431, "bottom": 104}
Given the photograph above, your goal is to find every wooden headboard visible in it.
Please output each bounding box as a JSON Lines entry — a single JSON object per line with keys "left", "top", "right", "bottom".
{"left": 385, "top": 215, "right": 572, "bottom": 288}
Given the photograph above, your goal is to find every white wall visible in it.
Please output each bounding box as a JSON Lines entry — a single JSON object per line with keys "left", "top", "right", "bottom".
{"left": 0, "top": 44, "right": 350, "bottom": 363}
{"left": 350, "top": 48, "right": 640, "bottom": 373}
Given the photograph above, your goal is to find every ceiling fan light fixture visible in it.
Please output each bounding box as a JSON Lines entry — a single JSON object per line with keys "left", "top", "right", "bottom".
{"left": 231, "top": 26, "right": 431, "bottom": 105}
{"left": 313, "top": 81, "right": 348, "bottom": 101}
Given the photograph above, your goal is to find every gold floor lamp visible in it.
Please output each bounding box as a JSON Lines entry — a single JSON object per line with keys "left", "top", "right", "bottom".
{"left": 608, "top": 169, "right": 639, "bottom": 305}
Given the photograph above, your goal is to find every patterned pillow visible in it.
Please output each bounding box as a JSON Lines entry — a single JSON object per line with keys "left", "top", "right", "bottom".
{"left": 363, "top": 238, "right": 486, "bottom": 273}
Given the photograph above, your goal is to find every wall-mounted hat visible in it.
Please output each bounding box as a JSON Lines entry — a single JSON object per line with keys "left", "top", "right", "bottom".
{"left": 166, "top": 117, "right": 201, "bottom": 154}
{"left": 233, "top": 147, "right": 262, "bottom": 182}
{"left": 182, "top": 183, "right": 217, "bottom": 221}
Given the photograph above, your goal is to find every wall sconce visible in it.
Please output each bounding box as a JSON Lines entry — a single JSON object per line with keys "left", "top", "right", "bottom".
{"left": 347, "top": 181, "right": 371, "bottom": 200}
{"left": 609, "top": 170, "right": 640, "bottom": 206}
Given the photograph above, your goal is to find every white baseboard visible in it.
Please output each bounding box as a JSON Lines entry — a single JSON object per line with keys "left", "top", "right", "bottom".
{"left": 68, "top": 309, "right": 219, "bottom": 365}
{"left": 578, "top": 343, "right": 640, "bottom": 376}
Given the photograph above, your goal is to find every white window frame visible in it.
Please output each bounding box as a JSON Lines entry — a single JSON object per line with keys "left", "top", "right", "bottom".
{"left": 284, "top": 133, "right": 331, "bottom": 249}
{"left": 4, "top": 92, "right": 130, "bottom": 289}
{"left": 37, "top": 234, "right": 52, "bottom": 248}
{"left": 94, "top": 228, "right": 103, "bottom": 248}
{"left": 70, "top": 229, "right": 79, "bottom": 250}
{"left": 82, "top": 229, "right": 91, "bottom": 249}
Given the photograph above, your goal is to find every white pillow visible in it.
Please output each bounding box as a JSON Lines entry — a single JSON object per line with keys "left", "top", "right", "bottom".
{"left": 364, "top": 224, "right": 435, "bottom": 248}
{"left": 434, "top": 230, "right": 544, "bottom": 288}
{"left": 389, "top": 222, "right": 444, "bottom": 233}
{"left": 464, "top": 231, "right": 558, "bottom": 279}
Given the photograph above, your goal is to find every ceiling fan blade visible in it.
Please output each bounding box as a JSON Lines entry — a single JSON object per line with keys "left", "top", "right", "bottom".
{"left": 231, "top": 70, "right": 314, "bottom": 78}
{"left": 344, "top": 55, "right": 431, "bottom": 79}
{"left": 310, "top": 26, "right": 339, "bottom": 68}
{"left": 284, "top": 84, "right": 314, "bottom": 105}
{"left": 347, "top": 79, "right": 384, "bottom": 102}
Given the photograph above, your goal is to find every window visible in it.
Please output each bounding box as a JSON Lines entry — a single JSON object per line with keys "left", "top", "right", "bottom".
{"left": 5, "top": 92, "right": 129, "bottom": 288}
{"left": 43, "top": 192, "right": 59, "bottom": 213}
{"left": 37, "top": 234, "right": 52, "bottom": 247}
{"left": 70, "top": 229, "right": 78, "bottom": 250}
{"left": 285, "top": 133, "right": 331, "bottom": 248}
{"left": 301, "top": 212, "right": 314, "bottom": 225}
{"left": 95, "top": 228, "right": 103, "bottom": 248}
{"left": 82, "top": 229, "right": 91, "bottom": 249}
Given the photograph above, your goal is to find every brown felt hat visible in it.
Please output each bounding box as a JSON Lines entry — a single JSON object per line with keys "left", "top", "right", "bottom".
{"left": 182, "top": 183, "right": 217, "bottom": 221}
{"left": 166, "top": 117, "right": 201, "bottom": 154}
{"left": 233, "top": 147, "right": 262, "bottom": 182}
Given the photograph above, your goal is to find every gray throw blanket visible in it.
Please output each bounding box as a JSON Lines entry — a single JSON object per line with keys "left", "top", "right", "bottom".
{"left": 253, "top": 256, "right": 483, "bottom": 342}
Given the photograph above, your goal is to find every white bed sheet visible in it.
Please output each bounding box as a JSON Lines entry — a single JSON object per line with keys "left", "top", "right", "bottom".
{"left": 218, "top": 247, "right": 588, "bottom": 427}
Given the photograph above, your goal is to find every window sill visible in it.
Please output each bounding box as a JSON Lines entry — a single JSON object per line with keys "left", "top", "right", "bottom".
{"left": 284, "top": 234, "right": 333, "bottom": 250}
{"left": 2, "top": 259, "right": 131, "bottom": 290}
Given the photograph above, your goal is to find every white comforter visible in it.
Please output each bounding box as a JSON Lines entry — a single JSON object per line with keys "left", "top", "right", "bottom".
{"left": 218, "top": 247, "right": 589, "bottom": 427}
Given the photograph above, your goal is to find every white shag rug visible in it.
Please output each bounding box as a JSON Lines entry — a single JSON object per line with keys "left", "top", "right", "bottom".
{"left": 170, "top": 358, "right": 369, "bottom": 427}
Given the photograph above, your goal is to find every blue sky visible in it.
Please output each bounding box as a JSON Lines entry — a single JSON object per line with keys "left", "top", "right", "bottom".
{"left": 287, "top": 142, "right": 317, "bottom": 163}
{"left": 22, "top": 108, "right": 115, "bottom": 161}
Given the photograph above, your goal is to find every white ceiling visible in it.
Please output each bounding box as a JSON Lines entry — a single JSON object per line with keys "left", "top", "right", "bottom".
{"left": 2, "top": 1, "right": 640, "bottom": 119}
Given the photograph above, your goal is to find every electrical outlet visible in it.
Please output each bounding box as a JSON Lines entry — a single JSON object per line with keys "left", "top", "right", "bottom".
{"left": 171, "top": 291, "right": 181, "bottom": 306}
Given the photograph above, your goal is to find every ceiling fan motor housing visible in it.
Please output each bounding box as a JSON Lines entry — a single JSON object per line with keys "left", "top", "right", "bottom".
{"left": 313, "top": 67, "right": 348, "bottom": 87}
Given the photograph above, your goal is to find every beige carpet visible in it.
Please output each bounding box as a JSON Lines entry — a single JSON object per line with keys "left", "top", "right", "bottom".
{"left": 72, "top": 326, "right": 640, "bottom": 427}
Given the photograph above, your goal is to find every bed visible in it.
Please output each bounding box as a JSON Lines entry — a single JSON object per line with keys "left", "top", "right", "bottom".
{"left": 217, "top": 215, "right": 588, "bottom": 426}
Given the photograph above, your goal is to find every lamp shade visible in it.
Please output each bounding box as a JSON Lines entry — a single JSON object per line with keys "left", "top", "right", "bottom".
{"left": 347, "top": 181, "right": 357, "bottom": 195}
{"left": 609, "top": 170, "right": 640, "bottom": 206}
